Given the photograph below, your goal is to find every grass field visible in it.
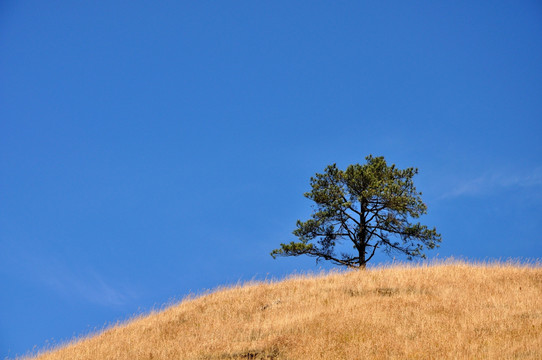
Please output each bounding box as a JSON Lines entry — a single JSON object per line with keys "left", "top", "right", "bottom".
{"left": 25, "top": 261, "right": 542, "bottom": 359}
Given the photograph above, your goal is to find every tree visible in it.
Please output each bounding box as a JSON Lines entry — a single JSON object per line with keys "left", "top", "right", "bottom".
{"left": 271, "top": 155, "right": 441, "bottom": 268}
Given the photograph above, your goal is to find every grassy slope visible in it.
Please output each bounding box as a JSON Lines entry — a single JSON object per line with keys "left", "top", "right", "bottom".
{"left": 28, "top": 262, "right": 542, "bottom": 359}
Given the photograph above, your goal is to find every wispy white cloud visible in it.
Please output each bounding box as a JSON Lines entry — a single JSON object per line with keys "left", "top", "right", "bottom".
{"left": 2, "top": 245, "right": 136, "bottom": 307}
{"left": 441, "top": 167, "right": 542, "bottom": 199}
{"left": 42, "top": 267, "right": 134, "bottom": 307}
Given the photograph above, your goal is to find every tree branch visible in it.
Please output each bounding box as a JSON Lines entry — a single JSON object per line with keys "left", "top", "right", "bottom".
{"left": 372, "top": 231, "right": 407, "bottom": 253}
{"left": 306, "top": 248, "right": 358, "bottom": 267}
{"left": 365, "top": 243, "right": 379, "bottom": 263}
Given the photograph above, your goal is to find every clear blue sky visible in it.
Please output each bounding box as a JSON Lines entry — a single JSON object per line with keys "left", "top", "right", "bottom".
{"left": 1, "top": 1, "right": 541, "bottom": 357}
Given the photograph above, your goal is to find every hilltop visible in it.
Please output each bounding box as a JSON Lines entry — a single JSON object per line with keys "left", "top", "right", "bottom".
{"left": 26, "top": 262, "right": 541, "bottom": 359}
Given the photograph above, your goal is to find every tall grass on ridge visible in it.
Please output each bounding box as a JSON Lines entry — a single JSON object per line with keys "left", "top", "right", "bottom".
{"left": 25, "top": 260, "right": 542, "bottom": 359}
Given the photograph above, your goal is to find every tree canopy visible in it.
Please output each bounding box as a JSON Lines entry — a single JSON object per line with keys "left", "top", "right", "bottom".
{"left": 271, "top": 155, "right": 441, "bottom": 268}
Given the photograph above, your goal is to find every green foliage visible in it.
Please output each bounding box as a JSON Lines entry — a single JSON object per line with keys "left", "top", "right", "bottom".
{"left": 271, "top": 155, "right": 441, "bottom": 268}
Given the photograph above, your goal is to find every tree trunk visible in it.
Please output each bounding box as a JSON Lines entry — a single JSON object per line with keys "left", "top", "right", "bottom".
{"left": 358, "top": 218, "right": 367, "bottom": 268}
{"left": 359, "top": 243, "right": 366, "bottom": 268}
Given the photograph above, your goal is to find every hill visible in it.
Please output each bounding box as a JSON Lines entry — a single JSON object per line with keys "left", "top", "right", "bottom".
{"left": 26, "top": 262, "right": 541, "bottom": 359}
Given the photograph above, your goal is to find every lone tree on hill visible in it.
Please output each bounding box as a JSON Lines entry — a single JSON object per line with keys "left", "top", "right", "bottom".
{"left": 271, "top": 155, "right": 441, "bottom": 268}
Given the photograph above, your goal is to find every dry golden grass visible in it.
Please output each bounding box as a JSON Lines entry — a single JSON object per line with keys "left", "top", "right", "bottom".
{"left": 26, "top": 261, "right": 541, "bottom": 359}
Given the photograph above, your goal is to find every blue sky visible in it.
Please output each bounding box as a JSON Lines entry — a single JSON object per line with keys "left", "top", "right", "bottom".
{"left": 1, "top": 0, "right": 541, "bottom": 357}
